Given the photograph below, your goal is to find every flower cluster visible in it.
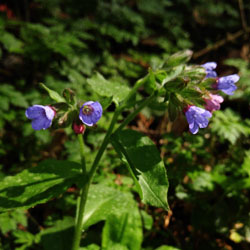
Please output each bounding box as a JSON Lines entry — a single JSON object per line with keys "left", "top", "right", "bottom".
{"left": 184, "top": 62, "right": 240, "bottom": 134}
{"left": 26, "top": 101, "right": 102, "bottom": 133}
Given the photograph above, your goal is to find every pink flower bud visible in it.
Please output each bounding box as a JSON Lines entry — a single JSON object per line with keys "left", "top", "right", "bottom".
{"left": 204, "top": 94, "right": 224, "bottom": 112}
{"left": 72, "top": 122, "right": 85, "bottom": 134}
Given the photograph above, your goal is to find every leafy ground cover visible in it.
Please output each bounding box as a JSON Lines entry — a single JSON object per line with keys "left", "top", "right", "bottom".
{"left": 0, "top": 0, "right": 250, "bottom": 249}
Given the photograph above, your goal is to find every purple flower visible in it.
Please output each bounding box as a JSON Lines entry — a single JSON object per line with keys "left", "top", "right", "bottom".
{"left": 25, "top": 105, "right": 55, "bottom": 130}
{"left": 204, "top": 94, "right": 224, "bottom": 112}
{"left": 79, "top": 101, "right": 102, "bottom": 126}
{"left": 185, "top": 106, "right": 212, "bottom": 134}
{"left": 202, "top": 62, "right": 217, "bottom": 78}
{"left": 217, "top": 74, "right": 240, "bottom": 95}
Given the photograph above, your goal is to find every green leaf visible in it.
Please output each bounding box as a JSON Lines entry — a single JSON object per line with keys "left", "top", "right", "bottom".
{"left": 161, "top": 65, "right": 184, "bottom": 85}
{"left": 83, "top": 184, "right": 140, "bottom": 229}
{"left": 0, "top": 32, "right": 24, "bottom": 53}
{"left": 164, "top": 77, "right": 186, "bottom": 92}
{"left": 99, "top": 96, "right": 113, "bottom": 110}
{"left": 140, "top": 210, "right": 153, "bottom": 230}
{"left": 165, "top": 50, "right": 193, "bottom": 67}
{"left": 111, "top": 130, "right": 169, "bottom": 210}
{"left": 40, "top": 83, "right": 66, "bottom": 103}
{"left": 0, "top": 160, "right": 84, "bottom": 212}
{"left": 185, "top": 66, "right": 206, "bottom": 81}
{"left": 168, "top": 93, "right": 181, "bottom": 121}
{"left": 0, "top": 209, "right": 27, "bottom": 234}
{"left": 211, "top": 109, "right": 250, "bottom": 144}
{"left": 87, "top": 73, "right": 130, "bottom": 105}
{"left": 0, "top": 84, "right": 28, "bottom": 108}
{"left": 13, "top": 230, "right": 36, "bottom": 245}
{"left": 199, "top": 77, "right": 216, "bottom": 89}
{"left": 102, "top": 211, "right": 142, "bottom": 250}
{"left": 144, "top": 70, "right": 157, "bottom": 94}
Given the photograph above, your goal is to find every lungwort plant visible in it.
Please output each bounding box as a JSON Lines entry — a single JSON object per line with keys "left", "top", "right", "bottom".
{"left": 0, "top": 50, "right": 240, "bottom": 249}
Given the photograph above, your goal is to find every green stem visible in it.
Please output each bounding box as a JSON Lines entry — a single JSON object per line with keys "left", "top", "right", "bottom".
{"left": 87, "top": 76, "right": 147, "bottom": 181}
{"left": 88, "top": 110, "right": 120, "bottom": 180}
{"left": 115, "top": 92, "right": 157, "bottom": 134}
{"left": 71, "top": 110, "right": 120, "bottom": 250}
{"left": 71, "top": 78, "right": 147, "bottom": 250}
{"left": 77, "top": 134, "right": 86, "bottom": 174}
{"left": 71, "top": 180, "right": 89, "bottom": 250}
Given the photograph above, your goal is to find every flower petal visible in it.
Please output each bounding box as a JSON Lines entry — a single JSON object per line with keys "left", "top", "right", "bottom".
{"left": 206, "top": 70, "right": 217, "bottom": 78}
{"left": 190, "top": 123, "right": 199, "bottom": 134}
{"left": 25, "top": 105, "right": 46, "bottom": 119}
{"left": 31, "top": 117, "right": 52, "bottom": 130}
{"left": 185, "top": 111, "right": 194, "bottom": 125}
{"left": 44, "top": 106, "right": 55, "bottom": 120}
{"left": 202, "top": 62, "right": 217, "bottom": 71}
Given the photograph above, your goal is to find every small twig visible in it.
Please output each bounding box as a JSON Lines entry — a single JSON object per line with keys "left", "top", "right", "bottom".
{"left": 26, "top": 210, "right": 44, "bottom": 231}
{"left": 193, "top": 28, "right": 250, "bottom": 59}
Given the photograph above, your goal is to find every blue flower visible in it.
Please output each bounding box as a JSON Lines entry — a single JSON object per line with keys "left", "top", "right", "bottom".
{"left": 202, "top": 62, "right": 217, "bottom": 78}
{"left": 185, "top": 106, "right": 212, "bottom": 134}
{"left": 79, "top": 101, "right": 102, "bottom": 126}
{"left": 217, "top": 74, "right": 240, "bottom": 95}
{"left": 25, "top": 105, "right": 55, "bottom": 130}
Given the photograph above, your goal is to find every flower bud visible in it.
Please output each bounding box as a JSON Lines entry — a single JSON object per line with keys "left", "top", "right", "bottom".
{"left": 72, "top": 122, "right": 85, "bottom": 134}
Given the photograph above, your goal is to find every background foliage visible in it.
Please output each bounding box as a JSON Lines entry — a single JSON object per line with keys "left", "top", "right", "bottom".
{"left": 0, "top": 0, "right": 250, "bottom": 249}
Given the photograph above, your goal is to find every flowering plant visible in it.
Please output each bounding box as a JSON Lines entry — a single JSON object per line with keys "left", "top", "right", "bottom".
{"left": 0, "top": 51, "right": 240, "bottom": 250}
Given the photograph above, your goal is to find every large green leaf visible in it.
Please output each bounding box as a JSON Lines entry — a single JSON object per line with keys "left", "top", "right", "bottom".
{"left": 0, "top": 160, "right": 84, "bottom": 212}
{"left": 102, "top": 211, "right": 143, "bottom": 250}
{"left": 40, "top": 185, "right": 142, "bottom": 250}
{"left": 83, "top": 184, "right": 141, "bottom": 229}
{"left": 111, "top": 130, "right": 169, "bottom": 210}
{"left": 87, "top": 72, "right": 130, "bottom": 105}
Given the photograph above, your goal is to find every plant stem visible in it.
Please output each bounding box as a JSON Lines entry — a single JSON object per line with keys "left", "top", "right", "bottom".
{"left": 88, "top": 76, "right": 147, "bottom": 181}
{"left": 115, "top": 92, "right": 157, "bottom": 134}
{"left": 77, "top": 134, "right": 86, "bottom": 174}
{"left": 71, "top": 78, "right": 147, "bottom": 250}
{"left": 71, "top": 180, "right": 90, "bottom": 250}
{"left": 88, "top": 110, "right": 120, "bottom": 180}
{"left": 71, "top": 110, "right": 120, "bottom": 250}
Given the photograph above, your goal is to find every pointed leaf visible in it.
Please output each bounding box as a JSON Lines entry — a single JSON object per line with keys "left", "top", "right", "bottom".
{"left": 165, "top": 50, "right": 193, "bottom": 67}
{"left": 83, "top": 185, "right": 139, "bottom": 229}
{"left": 87, "top": 73, "right": 130, "bottom": 105}
{"left": 40, "top": 83, "right": 66, "bottom": 103}
{"left": 0, "top": 160, "right": 83, "bottom": 212}
{"left": 102, "top": 212, "right": 142, "bottom": 250}
{"left": 111, "top": 130, "right": 169, "bottom": 210}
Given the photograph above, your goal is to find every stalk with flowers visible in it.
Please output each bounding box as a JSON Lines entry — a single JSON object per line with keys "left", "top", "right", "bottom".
{"left": 0, "top": 50, "right": 240, "bottom": 249}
